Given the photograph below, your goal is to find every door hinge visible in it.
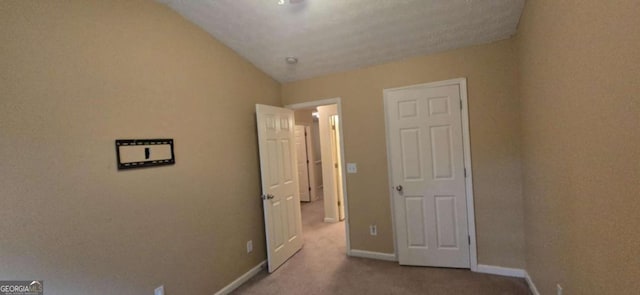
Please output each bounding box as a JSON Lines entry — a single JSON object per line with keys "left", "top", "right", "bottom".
{"left": 307, "top": 159, "right": 310, "bottom": 164}
{"left": 338, "top": 200, "right": 341, "bottom": 206}
{"left": 464, "top": 168, "right": 467, "bottom": 178}
{"left": 460, "top": 99, "right": 463, "bottom": 110}
{"left": 308, "top": 187, "right": 311, "bottom": 192}
{"left": 468, "top": 235, "right": 471, "bottom": 245}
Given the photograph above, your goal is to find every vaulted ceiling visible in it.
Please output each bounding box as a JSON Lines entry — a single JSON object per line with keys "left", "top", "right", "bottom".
{"left": 159, "top": 0, "right": 525, "bottom": 82}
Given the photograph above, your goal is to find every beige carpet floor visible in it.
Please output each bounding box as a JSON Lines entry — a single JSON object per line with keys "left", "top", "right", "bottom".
{"left": 233, "top": 199, "right": 531, "bottom": 295}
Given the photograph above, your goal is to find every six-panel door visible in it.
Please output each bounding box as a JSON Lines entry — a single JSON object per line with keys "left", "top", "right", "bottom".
{"left": 256, "top": 104, "right": 303, "bottom": 273}
{"left": 386, "top": 84, "right": 470, "bottom": 268}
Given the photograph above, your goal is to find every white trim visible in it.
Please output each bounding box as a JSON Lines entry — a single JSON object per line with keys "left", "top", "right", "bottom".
{"left": 525, "top": 271, "right": 541, "bottom": 295}
{"left": 476, "top": 264, "right": 525, "bottom": 278}
{"left": 349, "top": 249, "right": 397, "bottom": 261}
{"left": 458, "top": 78, "right": 479, "bottom": 271}
{"left": 323, "top": 217, "right": 337, "bottom": 223}
{"left": 476, "top": 265, "right": 540, "bottom": 295}
{"left": 213, "top": 260, "right": 266, "bottom": 295}
{"left": 285, "top": 98, "right": 351, "bottom": 256}
{"left": 286, "top": 98, "right": 341, "bottom": 110}
{"left": 383, "top": 78, "right": 478, "bottom": 270}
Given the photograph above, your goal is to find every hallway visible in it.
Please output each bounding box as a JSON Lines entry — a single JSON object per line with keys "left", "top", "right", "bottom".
{"left": 233, "top": 200, "right": 530, "bottom": 294}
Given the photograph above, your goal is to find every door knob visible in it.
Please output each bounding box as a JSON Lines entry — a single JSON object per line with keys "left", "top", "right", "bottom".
{"left": 395, "top": 185, "right": 403, "bottom": 192}
{"left": 262, "top": 194, "right": 275, "bottom": 200}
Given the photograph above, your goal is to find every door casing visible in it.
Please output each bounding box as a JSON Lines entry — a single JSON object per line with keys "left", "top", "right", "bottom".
{"left": 317, "top": 105, "right": 344, "bottom": 223}
{"left": 383, "top": 78, "right": 478, "bottom": 271}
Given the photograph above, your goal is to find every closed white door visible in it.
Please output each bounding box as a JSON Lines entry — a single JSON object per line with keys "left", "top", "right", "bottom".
{"left": 385, "top": 84, "right": 470, "bottom": 268}
{"left": 256, "top": 104, "right": 303, "bottom": 272}
{"left": 295, "top": 125, "right": 311, "bottom": 202}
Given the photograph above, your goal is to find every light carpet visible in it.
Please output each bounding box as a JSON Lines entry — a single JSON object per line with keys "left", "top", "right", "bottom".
{"left": 233, "top": 199, "right": 530, "bottom": 295}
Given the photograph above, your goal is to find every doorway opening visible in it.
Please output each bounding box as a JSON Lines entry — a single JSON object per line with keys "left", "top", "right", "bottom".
{"left": 286, "top": 98, "right": 350, "bottom": 254}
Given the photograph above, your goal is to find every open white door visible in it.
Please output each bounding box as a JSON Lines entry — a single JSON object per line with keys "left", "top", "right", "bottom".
{"left": 295, "top": 125, "right": 311, "bottom": 202}
{"left": 329, "top": 116, "right": 345, "bottom": 221}
{"left": 256, "top": 104, "right": 303, "bottom": 273}
{"left": 385, "top": 83, "right": 470, "bottom": 268}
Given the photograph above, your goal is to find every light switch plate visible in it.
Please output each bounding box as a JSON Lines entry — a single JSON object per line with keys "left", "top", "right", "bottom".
{"left": 347, "top": 163, "right": 357, "bottom": 173}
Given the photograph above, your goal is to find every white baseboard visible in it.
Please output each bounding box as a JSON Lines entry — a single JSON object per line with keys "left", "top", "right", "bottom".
{"left": 475, "top": 265, "right": 539, "bottom": 295}
{"left": 475, "top": 264, "right": 525, "bottom": 278}
{"left": 324, "top": 217, "right": 337, "bottom": 223}
{"left": 524, "top": 271, "right": 540, "bottom": 295}
{"left": 349, "top": 249, "right": 397, "bottom": 261}
{"left": 214, "top": 260, "right": 266, "bottom": 295}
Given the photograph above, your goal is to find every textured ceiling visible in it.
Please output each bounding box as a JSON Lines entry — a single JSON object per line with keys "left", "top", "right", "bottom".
{"left": 159, "top": 0, "right": 525, "bottom": 82}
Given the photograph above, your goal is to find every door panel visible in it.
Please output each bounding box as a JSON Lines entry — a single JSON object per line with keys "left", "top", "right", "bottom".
{"left": 386, "top": 84, "right": 470, "bottom": 268}
{"left": 286, "top": 195, "right": 297, "bottom": 239}
{"left": 281, "top": 139, "right": 293, "bottom": 183}
{"left": 430, "top": 126, "right": 453, "bottom": 179}
{"left": 272, "top": 200, "right": 284, "bottom": 250}
{"left": 256, "top": 104, "right": 303, "bottom": 273}
{"left": 405, "top": 196, "right": 427, "bottom": 248}
{"left": 434, "top": 195, "right": 458, "bottom": 248}
{"left": 267, "top": 140, "right": 279, "bottom": 187}
{"left": 400, "top": 128, "right": 423, "bottom": 180}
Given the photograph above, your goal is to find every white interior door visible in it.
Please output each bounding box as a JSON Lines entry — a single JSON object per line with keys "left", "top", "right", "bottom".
{"left": 385, "top": 84, "right": 470, "bottom": 268}
{"left": 295, "top": 125, "right": 311, "bottom": 202}
{"left": 304, "top": 125, "right": 317, "bottom": 202}
{"left": 256, "top": 104, "right": 303, "bottom": 273}
{"left": 330, "top": 116, "right": 345, "bottom": 221}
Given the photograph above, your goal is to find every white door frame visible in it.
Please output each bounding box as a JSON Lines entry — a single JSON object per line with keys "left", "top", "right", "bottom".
{"left": 383, "top": 78, "right": 478, "bottom": 271}
{"left": 285, "top": 97, "right": 352, "bottom": 255}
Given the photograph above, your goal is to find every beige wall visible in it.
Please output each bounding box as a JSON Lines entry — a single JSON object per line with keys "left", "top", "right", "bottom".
{"left": 516, "top": 0, "right": 640, "bottom": 294}
{"left": 7, "top": 0, "right": 636, "bottom": 293}
{"left": 282, "top": 40, "right": 525, "bottom": 268}
{"left": 0, "top": 1, "right": 280, "bottom": 294}
{"left": 294, "top": 109, "right": 314, "bottom": 126}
